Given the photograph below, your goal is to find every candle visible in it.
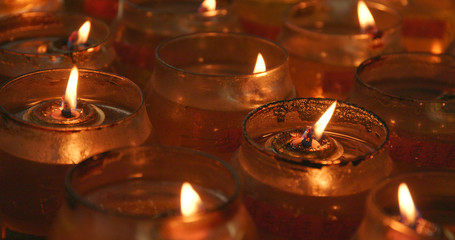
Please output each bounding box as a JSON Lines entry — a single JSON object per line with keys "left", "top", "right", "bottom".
{"left": 0, "top": 12, "right": 116, "bottom": 84}
{"left": 348, "top": 52, "right": 455, "bottom": 172}
{"left": 146, "top": 32, "right": 295, "bottom": 161}
{"left": 232, "top": 98, "right": 392, "bottom": 239}
{"left": 0, "top": 68, "right": 154, "bottom": 238}
{"left": 353, "top": 171, "right": 455, "bottom": 240}
{"left": 277, "top": 0, "right": 401, "bottom": 99}
{"left": 48, "top": 146, "right": 257, "bottom": 240}
{"left": 235, "top": 0, "right": 301, "bottom": 40}
{"left": 111, "top": 0, "right": 239, "bottom": 91}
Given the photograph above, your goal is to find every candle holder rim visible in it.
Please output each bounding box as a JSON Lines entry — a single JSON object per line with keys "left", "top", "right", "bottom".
{"left": 155, "top": 31, "right": 289, "bottom": 77}
{"left": 355, "top": 52, "right": 455, "bottom": 104}
{"left": 282, "top": 0, "right": 401, "bottom": 39}
{"left": 0, "top": 68, "right": 144, "bottom": 132}
{"left": 365, "top": 169, "right": 455, "bottom": 237}
{"left": 0, "top": 11, "right": 111, "bottom": 56}
{"left": 242, "top": 97, "right": 390, "bottom": 168}
{"left": 124, "top": 0, "right": 233, "bottom": 17}
{"left": 65, "top": 145, "right": 241, "bottom": 221}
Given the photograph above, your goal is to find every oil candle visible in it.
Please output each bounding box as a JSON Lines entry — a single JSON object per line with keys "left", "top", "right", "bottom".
{"left": 147, "top": 32, "right": 295, "bottom": 161}
{"left": 353, "top": 170, "right": 455, "bottom": 240}
{"left": 111, "top": 0, "right": 239, "bottom": 90}
{"left": 277, "top": 0, "right": 401, "bottom": 99}
{"left": 48, "top": 146, "right": 257, "bottom": 240}
{"left": 349, "top": 53, "right": 455, "bottom": 172}
{"left": 232, "top": 98, "right": 392, "bottom": 240}
{"left": 0, "top": 69, "right": 153, "bottom": 238}
{"left": 0, "top": 12, "right": 115, "bottom": 84}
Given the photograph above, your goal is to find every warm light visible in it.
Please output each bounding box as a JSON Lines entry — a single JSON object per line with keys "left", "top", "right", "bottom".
{"left": 180, "top": 182, "right": 203, "bottom": 217}
{"left": 398, "top": 183, "right": 418, "bottom": 226}
{"left": 200, "top": 0, "right": 216, "bottom": 12}
{"left": 75, "top": 20, "right": 91, "bottom": 45}
{"left": 357, "top": 0, "right": 377, "bottom": 33}
{"left": 253, "top": 53, "right": 266, "bottom": 73}
{"left": 430, "top": 41, "right": 443, "bottom": 54}
{"left": 64, "top": 66, "right": 79, "bottom": 110}
{"left": 313, "top": 101, "right": 337, "bottom": 140}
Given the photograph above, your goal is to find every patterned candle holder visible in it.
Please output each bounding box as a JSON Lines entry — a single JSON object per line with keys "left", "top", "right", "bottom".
{"left": 111, "top": 0, "right": 239, "bottom": 90}
{"left": 147, "top": 32, "right": 295, "bottom": 161}
{"left": 277, "top": 0, "right": 401, "bottom": 100}
{"left": 232, "top": 98, "right": 392, "bottom": 239}
{"left": 0, "top": 12, "right": 115, "bottom": 85}
{"left": 0, "top": 69, "right": 153, "bottom": 238}
{"left": 49, "top": 146, "right": 257, "bottom": 240}
{"left": 353, "top": 170, "right": 455, "bottom": 240}
{"left": 349, "top": 53, "right": 455, "bottom": 172}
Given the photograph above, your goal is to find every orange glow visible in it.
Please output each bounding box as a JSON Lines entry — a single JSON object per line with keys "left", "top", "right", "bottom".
{"left": 200, "top": 0, "right": 216, "bottom": 12}
{"left": 180, "top": 182, "right": 203, "bottom": 217}
{"left": 313, "top": 101, "right": 337, "bottom": 140}
{"left": 253, "top": 53, "right": 266, "bottom": 73}
{"left": 357, "top": 0, "right": 377, "bottom": 33}
{"left": 64, "top": 66, "right": 79, "bottom": 110}
{"left": 75, "top": 21, "right": 91, "bottom": 45}
{"left": 398, "top": 183, "right": 418, "bottom": 226}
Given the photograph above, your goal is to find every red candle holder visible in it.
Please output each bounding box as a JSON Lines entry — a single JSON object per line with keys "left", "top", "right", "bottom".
{"left": 0, "top": 69, "right": 154, "bottom": 238}
{"left": 64, "top": 0, "right": 119, "bottom": 24}
{"left": 232, "top": 98, "right": 392, "bottom": 239}
{"left": 147, "top": 32, "right": 295, "bottom": 161}
{"left": 277, "top": 1, "right": 401, "bottom": 100}
{"left": 111, "top": 0, "right": 239, "bottom": 90}
{"left": 49, "top": 146, "right": 257, "bottom": 240}
{"left": 0, "top": 12, "right": 115, "bottom": 85}
{"left": 353, "top": 170, "right": 455, "bottom": 240}
{"left": 349, "top": 53, "right": 455, "bottom": 172}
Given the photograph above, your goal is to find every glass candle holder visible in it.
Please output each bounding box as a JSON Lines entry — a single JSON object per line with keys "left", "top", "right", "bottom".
{"left": 147, "top": 32, "right": 295, "bottom": 161}
{"left": 111, "top": 0, "right": 239, "bottom": 90}
{"left": 0, "top": 12, "right": 116, "bottom": 85}
{"left": 353, "top": 170, "right": 455, "bottom": 240}
{"left": 232, "top": 98, "right": 392, "bottom": 240}
{"left": 0, "top": 0, "right": 61, "bottom": 17}
{"left": 48, "top": 146, "right": 257, "bottom": 240}
{"left": 348, "top": 53, "right": 455, "bottom": 172}
{"left": 64, "top": 0, "right": 119, "bottom": 24}
{"left": 235, "top": 0, "right": 300, "bottom": 40}
{"left": 0, "top": 69, "right": 154, "bottom": 238}
{"left": 277, "top": 0, "right": 402, "bottom": 100}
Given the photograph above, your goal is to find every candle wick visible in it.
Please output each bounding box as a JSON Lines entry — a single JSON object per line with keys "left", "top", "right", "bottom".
{"left": 290, "top": 126, "right": 320, "bottom": 148}
{"left": 61, "top": 102, "right": 73, "bottom": 118}
{"left": 67, "top": 30, "right": 78, "bottom": 50}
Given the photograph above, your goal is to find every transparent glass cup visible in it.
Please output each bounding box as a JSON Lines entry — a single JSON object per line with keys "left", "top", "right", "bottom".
{"left": 232, "top": 98, "right": 392, "bottom": 239}
{"left": 0, "top": 69, "right": 154, "bottom": 238}
{"left": 48, "top": 146, "right": 257, "bottom": 240}
{"left": 111, "top": 0, "right": 239, "bottom": 90}
{"left": 277, "top": 0, "right": 402, "bottom": 100}
{"left": 348, "top": 53, "right": 455, "bottom": 172}
{"left": 353, "top": 170, "right": 455, "bottom": 240}
{"left": 235, "top": 0, "right": 300, "bottom": 40}
{"left": 0, "top": 12, "right": 115, "bottom": 85}
{"left": 147, "top": 32, "right": 295, "bottom": 161}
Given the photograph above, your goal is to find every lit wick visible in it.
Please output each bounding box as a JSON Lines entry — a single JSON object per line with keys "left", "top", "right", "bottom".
{"left": 397, "top": 183, "right": 454, "bottom": 238}
{"left": 290, "top": 101, "right": 337, "bottom": 149}
{"left": 181, "top": 182, "right": 204, "bottom": 217}
{"left": 67, "top": 20, "right": 91, "bottom": 50}
{"left": 198, "top": 0, "right": 216, "bottom": 15}
{"left": 358, "top": 0, "right": 383, "bottom": 47}
{"left": 58, "top": 66, "right": 79, "bottom": 119}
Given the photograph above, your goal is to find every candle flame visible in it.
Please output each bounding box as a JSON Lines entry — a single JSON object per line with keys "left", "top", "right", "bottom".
{"left": 253, "top": 53, "right": 266, "bottom": 73}
{"left": 180, "top": 182, "right": 203, "bottom": 217}
{"left": 313, "top": 101, "right": 337, "bottom": 140}
{"left": 75, "top": 20, "right": 91, "bottom": 45}
{"left": 398, "top": 183, "right": 418, "bottom": 226}
{"left": 357, "top": 0, "right": 377, "bottom": 33}
{"left": 64, "top": 66, "right": 79, "bottom": 110}
{"left": 199, "top": 0, "right": 216, "bottom": 12}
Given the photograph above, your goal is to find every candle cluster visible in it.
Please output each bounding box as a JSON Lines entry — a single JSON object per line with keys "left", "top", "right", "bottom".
{"left": 0, "top": 0, "right": 454, "bottom": 239}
